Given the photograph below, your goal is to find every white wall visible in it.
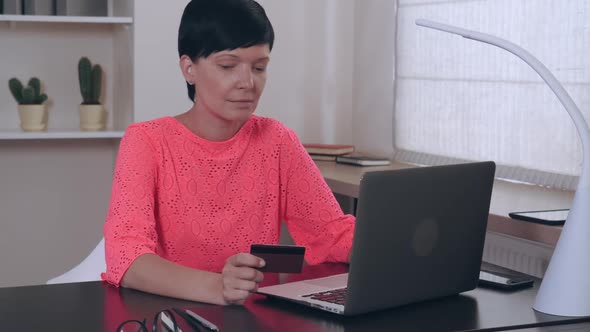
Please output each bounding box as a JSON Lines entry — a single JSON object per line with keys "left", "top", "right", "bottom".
{"left": 133, "top": 0, "right": 191, "bottom": 123}
{"left": 261, "top": 0, "right": 396, "bottom": 156}
{"left": 258, "top": 0, "right": 357, "bottom": 145}
{"left": 352, "top": 0, "right": 397, "bottom": 157}
{"left": 254, "top": 0, "right": 307, "bottom": 135}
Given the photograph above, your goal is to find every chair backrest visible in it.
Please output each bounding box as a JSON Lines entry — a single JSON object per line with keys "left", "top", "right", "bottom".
{"left": 46, "top": 238, "right": 106, "bottom": 284}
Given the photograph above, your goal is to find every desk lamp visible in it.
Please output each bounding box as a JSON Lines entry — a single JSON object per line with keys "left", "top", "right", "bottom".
{"left": 415, "top": 19, "right": 590, "bottom": 317}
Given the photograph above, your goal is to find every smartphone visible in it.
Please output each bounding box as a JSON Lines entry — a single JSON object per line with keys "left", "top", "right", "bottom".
{"left": 508, "top": 209, "right": 569, "bottom": 226}
{"left": 478, "top": 270, "right": 534, "bottom": 290}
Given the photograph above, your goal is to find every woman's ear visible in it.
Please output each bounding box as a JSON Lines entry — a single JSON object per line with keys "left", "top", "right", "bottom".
{"left": 179, "top": 55, "right": 195, "bottom": 85}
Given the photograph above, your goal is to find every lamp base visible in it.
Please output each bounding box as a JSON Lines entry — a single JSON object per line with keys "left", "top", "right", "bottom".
{"left": 533, "top": 186, "right": 590, "bottom": 317}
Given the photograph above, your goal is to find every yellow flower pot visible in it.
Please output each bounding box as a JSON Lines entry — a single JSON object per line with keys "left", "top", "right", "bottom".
{"left": 18, "top": 104, "right": 48, "bottom": 132}
{"left": 79, "top": 104, "right": 107, "bottom": 131}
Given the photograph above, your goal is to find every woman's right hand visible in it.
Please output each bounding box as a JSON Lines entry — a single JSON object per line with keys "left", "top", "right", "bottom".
{"left": 220, "top": 253, "right": 265, "bottom": 305}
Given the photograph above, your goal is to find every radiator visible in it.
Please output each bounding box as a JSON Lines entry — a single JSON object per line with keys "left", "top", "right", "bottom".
{"left": 482, "top": 232, "right": 555, "bottom": 278}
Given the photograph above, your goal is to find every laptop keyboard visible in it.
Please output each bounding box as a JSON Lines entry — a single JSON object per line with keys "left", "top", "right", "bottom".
{"left": 302, "top": 287, "right": 347, "bottom": 305}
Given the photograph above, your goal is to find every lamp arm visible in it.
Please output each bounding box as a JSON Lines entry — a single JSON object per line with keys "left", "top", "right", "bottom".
{"left": 415, "top": 19, "right": 590, "bottom": 188}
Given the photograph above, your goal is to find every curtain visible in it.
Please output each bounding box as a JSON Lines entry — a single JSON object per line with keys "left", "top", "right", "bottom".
{"left": 395, "top": 0, "right": 590, "bottom": 190}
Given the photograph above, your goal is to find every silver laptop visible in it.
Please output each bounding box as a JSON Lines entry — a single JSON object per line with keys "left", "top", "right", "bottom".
{"left": 257, "top": 162, "right": 496, "bottom": 316}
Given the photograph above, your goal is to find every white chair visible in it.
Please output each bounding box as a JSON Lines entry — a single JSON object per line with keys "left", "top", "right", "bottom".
{"left": 46, "top": 238, "right": 106, "bottom": 284}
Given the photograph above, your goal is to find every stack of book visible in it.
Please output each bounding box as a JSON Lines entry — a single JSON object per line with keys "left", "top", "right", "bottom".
{"left": 334, "top": 153, "right": 391, "bottom": 166}
{"left": 303, "top": 144, "right": 391, "bottom": 166}
{"left": 303, "top": 144, "right": 355, "bottom": 161}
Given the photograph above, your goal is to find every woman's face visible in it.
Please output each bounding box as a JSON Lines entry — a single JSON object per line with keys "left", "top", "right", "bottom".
{"left": 186, "top": 44, "right": 270, "bottom": 123}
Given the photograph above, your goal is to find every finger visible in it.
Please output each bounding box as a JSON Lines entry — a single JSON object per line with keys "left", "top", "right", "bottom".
{"left": 222, "top": 271, "right": 257, "bottom": 290}
{"left": 227, "top": 279, "right": 258, "bottom": 293}
{"left": 223, "top": 289, "right": 250, "bottom": 304}
{"left": 254, "top": 270, "right": 264, "bottom": 283}
{"left": 230, "top": 253, "right": 265, "bottom": 268}
{"left": 230, "top": 266, "right": 264, "bottom": 282}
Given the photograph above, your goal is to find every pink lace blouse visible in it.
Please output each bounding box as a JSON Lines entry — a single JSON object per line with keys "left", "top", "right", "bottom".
{"left": 102, "top": 115, "right": 355, "bottom": 286}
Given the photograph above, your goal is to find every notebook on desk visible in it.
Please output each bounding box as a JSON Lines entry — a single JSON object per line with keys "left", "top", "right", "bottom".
{"left": 257, "top": 161, "right": 496, "bottom": 316}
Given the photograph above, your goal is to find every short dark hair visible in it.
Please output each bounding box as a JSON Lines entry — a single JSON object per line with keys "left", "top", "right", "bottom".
{"left": 178, "top": 0, "right": 275, "bottom": 102}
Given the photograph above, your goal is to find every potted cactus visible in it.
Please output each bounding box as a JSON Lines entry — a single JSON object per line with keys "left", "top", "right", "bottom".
{"left": 8, "top": 77, "right": 49, "bottom": 132}
{"left": 78, "top": 57, "right": 106, "bottom": 131}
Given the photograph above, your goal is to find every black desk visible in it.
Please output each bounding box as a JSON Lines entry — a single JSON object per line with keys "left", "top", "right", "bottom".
{"left": 1, "top": 264, "right": 589, "bottom": 332}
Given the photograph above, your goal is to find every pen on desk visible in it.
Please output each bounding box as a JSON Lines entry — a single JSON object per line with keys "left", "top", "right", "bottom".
{"left": 185, "top": 309, "right": 219, "bottom": 332}
{"left": 161, "top": 311, "right": 183, "bottom": 332}
{"left": 172, "top": 308, "right": 219, "bottom": 332}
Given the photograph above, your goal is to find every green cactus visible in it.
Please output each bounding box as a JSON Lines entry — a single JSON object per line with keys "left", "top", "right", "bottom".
{"left": 9, "top": 78, "right": 24, "bottom": 103}
{"left": 8, "top": 77, "right": 48, "bottom": 105}
{"left": 91, "top": 64, "right": 102, "bottom": 104}
{"left": 38, "top": 93, "right": 48, "bottom": 104}
{"left": 23, "top": 87, "right": 35, "bottom": 104}
{"left": 78, "top": 57, "right": 91, "bottom": 104}
{"left": 78, "top": 57, "right": 103, "bottom": 105}
{"left": 28, "top": 78, "right": 40, "bottom": 98}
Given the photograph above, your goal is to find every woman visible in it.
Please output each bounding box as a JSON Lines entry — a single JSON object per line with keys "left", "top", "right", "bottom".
{"left": 102, "top": 0, "right": 355, "bottom": 306}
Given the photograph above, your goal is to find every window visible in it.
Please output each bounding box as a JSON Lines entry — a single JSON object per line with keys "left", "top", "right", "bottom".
{"left": 394, "top": 0, "right": 589, "bottom": 191}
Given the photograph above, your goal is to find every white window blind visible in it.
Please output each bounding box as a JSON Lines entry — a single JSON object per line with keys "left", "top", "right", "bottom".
{"left": 394, "top": 0, "right": 590, "bottom": 190}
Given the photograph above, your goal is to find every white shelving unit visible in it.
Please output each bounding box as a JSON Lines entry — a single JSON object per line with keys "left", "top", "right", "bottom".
{"left": 0, "top": 130, "right": 125, "bottom": 140}
{"left": 0, "top": 0, "right": 136, "bottom": 288}
{"left": 0, "top": 8, "right": 134, "bottom": 139}
{"left": 0, "top": 14, "right": 132, "bottom": 24}
{"left": 0, "top": 0, "right": 192, "bottom": 288}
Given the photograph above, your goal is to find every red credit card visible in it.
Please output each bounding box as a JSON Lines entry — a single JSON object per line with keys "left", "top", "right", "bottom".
{"left": 250, "top": 244, "right": 306, "bottom": 273}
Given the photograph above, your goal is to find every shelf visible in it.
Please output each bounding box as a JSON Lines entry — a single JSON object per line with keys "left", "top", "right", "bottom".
{"left": 0, "top": 130, "right": 125, "bottom": 140}
{"left": 0, "top": 15, "right": 132, "bottom": 24}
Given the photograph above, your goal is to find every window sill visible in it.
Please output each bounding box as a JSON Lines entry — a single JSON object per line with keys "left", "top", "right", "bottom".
{"left": 315, "top": 160, "right": 573, "bottom": 247}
